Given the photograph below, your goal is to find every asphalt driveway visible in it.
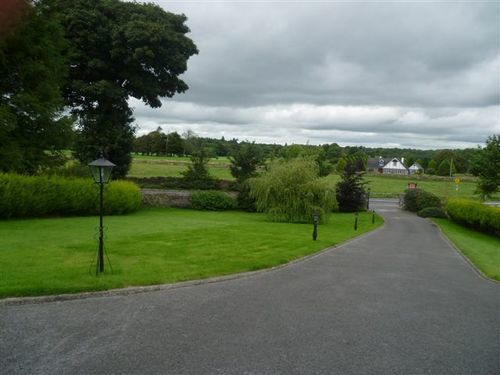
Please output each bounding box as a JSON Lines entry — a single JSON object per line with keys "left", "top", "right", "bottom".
{"left": 1, "top": 200, "right": 499, "bottom": 374}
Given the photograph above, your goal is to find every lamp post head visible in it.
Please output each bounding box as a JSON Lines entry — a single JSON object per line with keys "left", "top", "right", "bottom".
{"left": 88, "top": 157, "right": 115, "bottom": 184}
{"left": 312, "top": 211, "right": 320, "bottom": 224}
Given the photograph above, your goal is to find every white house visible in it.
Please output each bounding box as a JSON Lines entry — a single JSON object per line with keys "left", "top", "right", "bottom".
{"left": 382, "top": 158, "right": 408, "bottom": 175}
{"left": 408, "top": 162, "right": 423, "bottom": 174}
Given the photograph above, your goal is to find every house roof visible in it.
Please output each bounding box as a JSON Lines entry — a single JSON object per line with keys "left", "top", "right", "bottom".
{"left": 383, "top": 158, "right": 407, "bottom": 170}
{"left": 367, "top": 157, "right": 385, "bottom": 169}
{"left": 409, "top": 162, "right": 423, "bottom": 170}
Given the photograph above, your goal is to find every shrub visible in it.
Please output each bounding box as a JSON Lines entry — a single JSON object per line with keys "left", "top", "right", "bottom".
{"left": 417, "top": 206, "right": 447, "bottom": 218}
{"left": 0, "top": 173, "right": 141, "bottom": 218}
{"left": 403, "top": 189, "right": 441, "bottom": 212}
{"left": 416, "top": 190, "right": 441, "bottom": 210}
{"left": 191, "top": 190, "right": 235, "bottom": 211}
{"left": 249, "top": 159, "right": 337, "bottom": 223}
{"left": 336, "top": 157, "right": 367, "bottom": 212}
{"left": 446, "top": 198, "right": 500, "bottom": 236}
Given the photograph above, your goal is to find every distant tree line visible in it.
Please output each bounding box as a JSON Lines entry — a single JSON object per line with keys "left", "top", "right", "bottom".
{"left": 131, "top": 129, "right": 483, "bottom": 176}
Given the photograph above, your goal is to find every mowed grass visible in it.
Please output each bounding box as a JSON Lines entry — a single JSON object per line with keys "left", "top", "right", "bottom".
{"left": 129, "top": 155, "right": 233, "bottom": 179}
{"left": 323, "top": 174, "right": 482, "bottom": 200}
{"left": 0, "top": 208, "right": 383, "bottom": 298}
{"left": 432, "top": 218, "right": 500, "bottom": 281}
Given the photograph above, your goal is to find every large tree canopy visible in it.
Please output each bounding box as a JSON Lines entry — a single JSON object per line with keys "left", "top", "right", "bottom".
{"left": 0, "top": 1, "right": 72, "bottom": 173}
{"left": 49, "top": 0, "right": 198, "bottom": 176}
{"left": 471, "top": 134, "right": 500, "bottom": 199}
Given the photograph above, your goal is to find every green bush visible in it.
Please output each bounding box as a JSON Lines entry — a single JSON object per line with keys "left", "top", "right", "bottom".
{"left": 416, "top": 190, "right": 442, "bottom": 210}
{"left": 0, "top": 173, "right": 141, "bottom": 218}
{"left": 417, "top": 206, "right": 447, "bottom": 218}
{"left": 446, "top": 198, "right": 500, "bottom": 236}
{"left": 249, "top": 159, "right": 337, "bottom": 223}
{"left": 403, "top": 189, "right": 441, "bottom": 212}
{"left": 191, "top": 190, "right": 235, "bottom": 211}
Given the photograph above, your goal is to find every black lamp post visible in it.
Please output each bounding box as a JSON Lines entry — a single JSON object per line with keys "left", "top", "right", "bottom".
{"left": 354, "top": 211, "right": 359, "bottom": 231}
{"left": 312, "top": 211, "right": 320, "bottom": 241}
{"left": 88, "top": 155, "right": 115, "bottom": 275}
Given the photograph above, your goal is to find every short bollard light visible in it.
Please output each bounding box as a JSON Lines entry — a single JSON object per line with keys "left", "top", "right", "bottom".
{"left": 354, "top": 211, "right": 359, "bottom": 231}
{"left": 372, "top": 210, "right": 375, "bottom": 224}
{"left": 88, "top": 155, "right": 115, "bottom": 275}
{"left": 312, "top": 211, "right": 320, "bottom": 241}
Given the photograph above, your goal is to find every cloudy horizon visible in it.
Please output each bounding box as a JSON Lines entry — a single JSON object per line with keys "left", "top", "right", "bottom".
{"left": 130, "top": 1, "right": 500, "bottom": 149}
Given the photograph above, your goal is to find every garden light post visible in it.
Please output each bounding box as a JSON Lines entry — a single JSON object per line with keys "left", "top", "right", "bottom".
{"left": 312, "top": 211, "right": 319, "bottom": 241}
{"left": 88, "top": 155, "right": 115, "bottom": 275}
{"left": 354, "top": 211, "right": 359, "bottom": 231}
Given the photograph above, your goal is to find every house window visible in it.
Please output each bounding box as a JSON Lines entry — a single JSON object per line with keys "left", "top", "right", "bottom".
{"left": 392, "top": 160, "right": 397, "bottom": 166}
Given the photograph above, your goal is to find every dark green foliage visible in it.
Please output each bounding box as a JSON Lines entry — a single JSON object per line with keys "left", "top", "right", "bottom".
{"left": 417, "top": 207, "right": 447, "bottom": 218}
{"left": 50, "top": 0, "right": 198, "bottom": 177}
{"left": 133, "top": 129, "right": 185, "bottom": 156}
{"left": 437, "top": 159, "right": 456, "bottom": 176}
{"left": 403, "top": 189, "right": 441, "bottom": 212}
{"left": 229, "top": 142, "right": 265, "bottom": 182}
{"left": 471, "top": 135, "right": 500, "bottom": 199}
{"left": 236, "top": 181, "right": 256, "bottom": 211}
{"left": 0, "top": 2, "right": 72, "bottom": 173}
{"left": 446, "top": 199, "right": 500, "bottom": 236}
{"left": 403, "top": 189, "right": 420, "bottom": 212}
{"left": 229, "top": 142, "right": 265, "bottom": 211}
{"left": 336, "top": 158, "right": 367, "bottom": 212}
{"left": 181, "top": 139, "right": 217, "bottom": 189}
{"left": 191, "top": 190, "right": 235, "bottom": 211}
{"left": 0, "top": 173, "right": 141, "bottom": 218}
{"left": 416, "top": 190, "right": 442, "bottom": 210}
{"left": 73, "top": 102, "right": 135, "bottom": 178}
{"left": 249, "top": 159, "right": 337, "bottom": 223}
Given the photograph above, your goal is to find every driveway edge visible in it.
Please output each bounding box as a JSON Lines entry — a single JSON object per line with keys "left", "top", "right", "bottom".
{"left": 0, "top": 222, "right": 385, "bottom": 306}
{"left": 431, "top": 219, "right": 500, "bottom": 285}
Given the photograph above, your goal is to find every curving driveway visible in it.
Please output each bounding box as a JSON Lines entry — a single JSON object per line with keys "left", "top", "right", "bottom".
{"left": 1, "top": 200, "right": 499, "bottom": 374}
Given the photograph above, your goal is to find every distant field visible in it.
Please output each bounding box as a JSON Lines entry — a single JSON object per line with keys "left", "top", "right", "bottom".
{"left": 322, "top": 175, "right": 482, "bottom": 200}
{"left": 129, "top": 154, "right": 233, "bottom": 179}
{"left": 128, "top": 155, "right": 493, "bottom": 200}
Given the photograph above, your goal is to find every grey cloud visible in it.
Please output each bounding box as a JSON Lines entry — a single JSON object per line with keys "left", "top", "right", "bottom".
{"left": 128, "top": 1, "right": 499, "bottom": 149}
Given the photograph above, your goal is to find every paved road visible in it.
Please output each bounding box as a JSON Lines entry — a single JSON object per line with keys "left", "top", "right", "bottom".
{"left": 1, "top": 201, "right": 499, "bottom": 374}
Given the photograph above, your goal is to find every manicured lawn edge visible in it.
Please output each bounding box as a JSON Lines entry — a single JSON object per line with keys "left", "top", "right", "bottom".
{"left": 432, "top": 218, "right": 500, "bottom": 283}
{"left": 0, "top": 220, "right": 384, "bottom": 306}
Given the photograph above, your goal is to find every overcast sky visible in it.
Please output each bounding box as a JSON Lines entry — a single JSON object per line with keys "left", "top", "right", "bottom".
{"left": 130, "top": 1, "right": 500, "bottom": 149}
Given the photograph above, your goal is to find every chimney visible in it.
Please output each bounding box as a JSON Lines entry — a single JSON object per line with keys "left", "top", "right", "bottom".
{"left": 401, "top": 157, "right": 405, "bottom": 164}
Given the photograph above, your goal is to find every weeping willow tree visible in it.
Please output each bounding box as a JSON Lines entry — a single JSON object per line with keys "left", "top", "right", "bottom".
{"left": 249, "top": 159, "right": 337, "bottom": 223}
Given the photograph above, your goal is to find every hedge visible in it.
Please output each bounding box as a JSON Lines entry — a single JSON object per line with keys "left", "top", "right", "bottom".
{"left": 417, "top": 206, "right": 447, "bottom": 218}
{"left": 403, "top": 189, "right": 441, "bottom": 212}
{"left": 446, "top": 199, "right": 500, "bottom": 236}
{"left": 191, "top": 190, "right": 235, "bottom": 211}
{"left": 0, "top": 173, "right": 141, "bottom": 219}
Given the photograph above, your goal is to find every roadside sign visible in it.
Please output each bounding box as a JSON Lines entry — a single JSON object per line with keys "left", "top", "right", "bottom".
{"left": 454, "top": 177, "right": 461, "bottom": 184}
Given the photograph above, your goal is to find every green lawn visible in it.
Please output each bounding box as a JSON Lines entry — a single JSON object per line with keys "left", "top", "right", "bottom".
{"left": 129, "top": 155, "right": 233, "bottom": 179}
{"left": 0, "top": 208, "right": 382, "bottom": 298}
{"left": 323, "top": 174, "right": 482, "bottom": 200}
{"left": 433, "top": 218, "right": 500, "bottom": 281}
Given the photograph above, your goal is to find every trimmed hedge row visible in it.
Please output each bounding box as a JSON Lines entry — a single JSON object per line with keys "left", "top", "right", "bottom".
{"left": 0, "top": 174, "right": 141, "bottom": 218}
{"left": 446, "top": 199, "right": 500, "bottom": 236}
{"left": 191, "top": 190, "right": 235, "bottom": 211}
{"left": 417, "top": 206, "right": 447, "bottom": 218}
